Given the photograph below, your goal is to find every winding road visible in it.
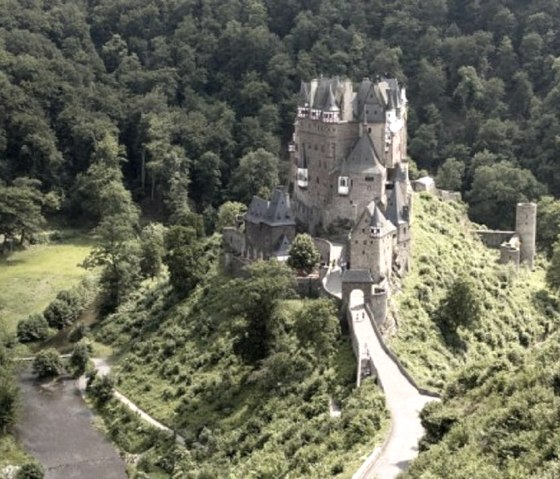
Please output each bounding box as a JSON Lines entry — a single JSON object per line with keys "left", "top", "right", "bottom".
{"left": 322, "top": 241, "right": 437, "bottom": 479}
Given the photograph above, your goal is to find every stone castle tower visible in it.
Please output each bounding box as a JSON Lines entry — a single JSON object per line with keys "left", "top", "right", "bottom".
{"left": 290, "top": 77, "right": 409, "bottom": 234}
{"left": 290, "top": 76, "right": 412, "bottom": 324}
{"left": 515, "top": 202, "right": 537, "bottom": 269}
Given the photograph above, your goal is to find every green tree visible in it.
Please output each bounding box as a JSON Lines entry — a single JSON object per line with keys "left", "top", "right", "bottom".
{"left": 87, "top": 374, "right": 114, "bottom": 407}
{"left": 69, "top": 341, "right": 90, "bottom": 377}
{"left": 228, "top": 149, "right": 279, "bottom": 205}
{"left": 537, "top": 196, "right": 560, "bottom": 255}
{"left": 468, "top": 162, "right": 545, "bottom": 229}
{"left": 17, "top": 314, "right": 49, "bottom": 343}
{"left": 139, "top": 223, "right": 166, "bottom": 279}
{"left": 546, "top": 237, "right": 560, "bottom": 290}
{"left": 294, "top": 299, "right": 340, "bottom": 359}
{"left": 163, "top": 226, "right": 206, "bottom": 296}
{"left": 0, "top": 178, "right": 46, "bottom": 249}
{"left": 228, "top": 261, "right": 296, "bottom": 363}
{"left": 215, "top": 201, "right": 247, "bottom": 231}
{"left": 33, "top": 349, "right": 63, "bottom": 378}
{"left": 436, "top": 278, "right": 481, "bottom": 333}
{"left": 436, "top": 158, "right": 465, "bottom": 191}
{"left": 287, "top": 234, "right": 320, "bottom": 275}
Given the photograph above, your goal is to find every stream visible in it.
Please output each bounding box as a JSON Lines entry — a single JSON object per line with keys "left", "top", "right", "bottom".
{"left": 15, "top": 366, "right": 127, "bottom": 479}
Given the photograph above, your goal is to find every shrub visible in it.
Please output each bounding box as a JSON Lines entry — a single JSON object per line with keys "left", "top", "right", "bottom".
{"left": 33, "top": 349, "right": 63, "bottom": 378}
{"left": 17, "top": 314, "right": 49, "bottom": 343}
{"left": 88, "top": 374, "right": 114, "bottom": 406}
{"left": 287, "top": 234, "right": 321, "bottom": 275}
{"left": 69, "top": 341, "right": 90, "bottom": 377}
{"left": 16, "top": 462, "right": 44, "bottom": 479}
{"left": 43, "top": 287, "right": 87, "bottom": 329}
{"left": 68, "top": 323, "right": 88, "bottom": 343}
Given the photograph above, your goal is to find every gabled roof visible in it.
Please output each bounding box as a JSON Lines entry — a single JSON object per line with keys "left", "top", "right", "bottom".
{"left": 263, "top": 187, "right": 295, "bottom": 226}
{"left": 245, "top": 196, "right": 269, "bottom": 223}
{"left": 340, "top": 134, "right": 385, "bottom": 175}
{"left": 245, "top": 188, "right": 296, "bottom": 227}
{"left": 370, "top": 203, "right": 387, "bottom": 228}
{"left": 386, "top": 183, "right": 407, "bottom": 226}
{"left": 354, "top": 201, "right": 396, "bottom": 237}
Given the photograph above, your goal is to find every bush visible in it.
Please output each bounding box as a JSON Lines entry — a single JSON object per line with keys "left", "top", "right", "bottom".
{"left": 69, "top": 341, "right": 90, "bottom": 377}
{"left": 17, "top": 314, "right": 49, "bottom": 343}
{"left": 287, "top": 234, "right": 321, "bottom": 275}
{"left": 43, "top": 288, "right": 86, "bottom": 329}
{"left": 16, "top": 462, "right": 44, "bottom": 479}
{"left": 88, "top": 374, "right": 114, "bottom": 406}
{"left": 68, "top": 323, "right": 88, "bottom": 343}
{"left": 32, "top": 349, "right": 63, "bottom": 378}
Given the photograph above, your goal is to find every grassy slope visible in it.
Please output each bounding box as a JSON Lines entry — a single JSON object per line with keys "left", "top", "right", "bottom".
{"left": 95, "top": 262, "right": 388, "bottom": 479}
{"left": 391, "top": 193, "right": 553, "bottom": 390}
{"left": 390, "top": 194, "right": 560, "bottom": 478}
{"left": 0, "top": 236, "right": 92, "bottom": 333}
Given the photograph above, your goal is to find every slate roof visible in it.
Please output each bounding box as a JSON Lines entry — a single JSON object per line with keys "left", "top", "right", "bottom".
{"left": 386, "top": 183, "right": 407, "bottom": 226}
{"left": 324, "top": 84, "right": 340, "bottom": 112}
{"left": 339, "top": 134, "right": 385, "bottom": 175}
{"left": 393, "top": 162, "right": 408, "bottom": 183}
{"left": 359, "top": 201, "right": 397, "bottom": 236}
{"left": 342, "top": 269, "right": 374, "bottom": 283}
{"left": 245, "top": 196, "right": 269, "bottom": 223}
{"left": 246, "top": 188, "right": 296, "bottom": 227}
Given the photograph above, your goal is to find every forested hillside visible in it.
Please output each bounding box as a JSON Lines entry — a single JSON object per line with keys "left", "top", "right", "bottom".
{"left": 2, "top": 0, "right": 560, "bottom": 230}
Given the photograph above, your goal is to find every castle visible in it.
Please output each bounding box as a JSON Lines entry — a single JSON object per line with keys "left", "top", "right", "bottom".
{"left": 223, "top": 76, "right": 537, "bottom": 326}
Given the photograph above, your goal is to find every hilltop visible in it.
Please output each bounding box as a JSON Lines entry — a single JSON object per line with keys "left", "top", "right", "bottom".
{"left": 94, "top": 250, "right": 388, "bottom": 478}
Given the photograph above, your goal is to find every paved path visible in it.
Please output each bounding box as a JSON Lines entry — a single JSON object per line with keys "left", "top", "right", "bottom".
{"left": 79, "top": 358, "right": 185, "bottom": 446}
{"left": 321, "top": 241, "right": 437, "bottom": 479}
{"left": 350, "top": 300, "right": 435, "bottom": 479}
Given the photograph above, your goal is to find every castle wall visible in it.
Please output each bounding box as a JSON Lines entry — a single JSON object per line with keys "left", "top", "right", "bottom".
{"left": 475, "top": 230, "right": 515, "bottom": 248}
{"left": 499, "top": 244, "right": 520, "bottom": 267}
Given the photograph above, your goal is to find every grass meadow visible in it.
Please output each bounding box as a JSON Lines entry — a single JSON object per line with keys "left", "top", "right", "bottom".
{"left": 0, "top": 235, "right": 92, "bottom": 334}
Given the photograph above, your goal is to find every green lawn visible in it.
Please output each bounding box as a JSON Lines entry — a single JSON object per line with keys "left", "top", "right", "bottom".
{"left": 0, "top": 236, "right": 93, "bottom": 333}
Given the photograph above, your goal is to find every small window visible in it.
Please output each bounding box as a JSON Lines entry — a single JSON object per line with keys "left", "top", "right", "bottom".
{"left": 365, "top": 176, "right": 374, "bottom": 182}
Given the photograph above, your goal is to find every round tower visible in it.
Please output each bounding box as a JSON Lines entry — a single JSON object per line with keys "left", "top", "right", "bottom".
{"left": 515, "top": 202, "right": 537, "bottom": 270}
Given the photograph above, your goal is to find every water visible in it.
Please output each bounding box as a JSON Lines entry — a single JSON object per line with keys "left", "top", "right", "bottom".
{"left": 15, "top": 367, "right": 127, "bottom": 479}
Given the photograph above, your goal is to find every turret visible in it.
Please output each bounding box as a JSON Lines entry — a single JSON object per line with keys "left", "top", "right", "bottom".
{"left": 515, "top": 202, "right": 537, "bottom": 270}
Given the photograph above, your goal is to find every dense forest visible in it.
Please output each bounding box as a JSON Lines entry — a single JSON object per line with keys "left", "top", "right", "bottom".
{"left": 3, "top": 0, "right": 560, "bottom": 233}
{"left": 5, "top": 0, "right": 560, "bottom": 477}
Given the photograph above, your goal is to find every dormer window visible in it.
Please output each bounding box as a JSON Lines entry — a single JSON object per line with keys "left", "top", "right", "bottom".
{"left": 297, "top": 106, "right": 309, "bottom": 118}
{"left": 338, "top": 176, "right": 349, "bottom": 195}
{"left": 370, "top": 226, "right": 381, "bottom": 237}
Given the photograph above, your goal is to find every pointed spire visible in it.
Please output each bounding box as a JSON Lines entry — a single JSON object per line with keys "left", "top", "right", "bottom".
{"left": 299, "top": 81, "right": 310, "bottom": 106}
{"left": 370, "top": 203, "right": 387, "bottom": 229}
{"left": 386, "top": 183, "right": 406, "bottom": 225}
{"left": 325, "top": 84, "right": 339, "bottom": 112}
